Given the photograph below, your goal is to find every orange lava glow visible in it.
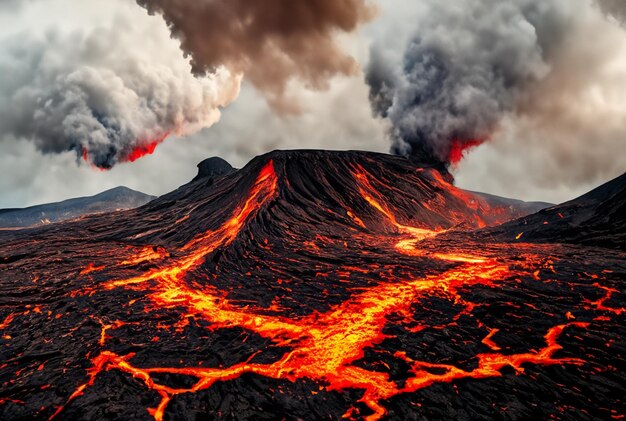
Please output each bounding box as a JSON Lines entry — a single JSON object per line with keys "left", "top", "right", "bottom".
{"left": 0, "top": 313, "right": 16, "bottom": 330}
{"left": 586, "top": 283, "right": 625, "bottom": 315}
{"left": 51, "top": 163, "right": 596, "bottom": 421}
{"left": 120, "top": 246, "right": 169, "bottom": 266}
{"left": 481, "top": 328, "right": 502, "bottom": 351}
{"left": 123, "top": 133, "right": 169, "bottom": 163}
{"left": 353, "top": 166, "right": 441, "bottom": 241}
{"left": 79, "top": 263, "right": 105, "bottom": 276}
{"left": 448, "top": 139, "right": 484, "bottom": 165}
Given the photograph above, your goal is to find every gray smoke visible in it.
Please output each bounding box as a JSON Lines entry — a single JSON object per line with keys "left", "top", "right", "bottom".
{"left": 0, "top": 1, "right": 241, "bottom": 169}
{"left": 597, "top": 0, "right": 626, "bottom": 23}
{"left": 0, "top": 0, "right": 373, "bottom": 169}
{"left": 367, "top": 0, "right": 623, "bottom": 167}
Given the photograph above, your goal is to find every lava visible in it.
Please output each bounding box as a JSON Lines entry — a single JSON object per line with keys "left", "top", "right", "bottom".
{"left": 79, "top": 263, "right": 105, "bottom": 276}
{"left": 120, "top": 246, "right": 169, "bottom": 266}
{"left": 353, "top": 165, "right": 441, "bottom": 241}
{"left": 481, "top": 328, "right": 502, "bottom": 351}
{"left": 586, "top": 283, "right": 625, "bottom": 315}
{"left": 48, "top": 165, "right": 602, "bottom": 421}
{"left": 1, "top": 151, "right": 623, "bottom": 421}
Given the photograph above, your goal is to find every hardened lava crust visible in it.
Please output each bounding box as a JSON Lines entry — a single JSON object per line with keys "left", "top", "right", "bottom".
{"left": 0, "top": 150, "right": 624, "bottom": 421}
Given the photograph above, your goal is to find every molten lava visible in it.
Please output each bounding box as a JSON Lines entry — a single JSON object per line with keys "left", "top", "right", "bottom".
{"left": 43, "top": 165, "right": 614, "bottom": 421}
{"left": 0, "top": 151, "right": 623, "bottom": 421}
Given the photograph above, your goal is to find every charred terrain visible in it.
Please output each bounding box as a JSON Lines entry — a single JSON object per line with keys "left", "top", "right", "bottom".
{"left": 0, "top": 150, "right": 624, "bottom": 421}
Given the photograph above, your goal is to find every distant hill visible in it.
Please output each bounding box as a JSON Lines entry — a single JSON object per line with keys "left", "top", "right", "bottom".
{"left": 0, "top": 186, "right": 156, "bottom": 228}
{"left": 470, "top": 190, "right": 551, "bottom": 219}
{"left": 490, "top": 172, "right": 626, "bottom": 249}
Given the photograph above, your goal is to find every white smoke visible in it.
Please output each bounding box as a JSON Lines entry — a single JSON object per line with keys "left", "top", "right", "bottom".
{"left": 0, "top": 0, "right": 241, "bottom": 168}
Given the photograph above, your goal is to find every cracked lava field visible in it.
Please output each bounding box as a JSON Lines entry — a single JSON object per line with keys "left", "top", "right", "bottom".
{"left": 0, "top": 150, "right": 624, "bottom": 420}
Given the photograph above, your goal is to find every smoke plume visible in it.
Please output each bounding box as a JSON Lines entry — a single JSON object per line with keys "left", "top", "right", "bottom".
{"left": 0, "top": 1, "right": 241, "bottom": 169}
{"left": 366, "top": 0, "right": 626, "bottom": 169}
{"left": 136, "top": 0, "right": 375, "bottom": 112}
{"left": 597, "top": 0, "right": 626, "bottom": 23}
{"left": 0, "top": 0, "right": 372, "bottom": 169}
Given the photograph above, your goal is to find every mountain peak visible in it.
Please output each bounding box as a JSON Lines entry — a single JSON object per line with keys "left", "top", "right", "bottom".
{"left": 193, "top": 157, "right": 235, "bottom": 181}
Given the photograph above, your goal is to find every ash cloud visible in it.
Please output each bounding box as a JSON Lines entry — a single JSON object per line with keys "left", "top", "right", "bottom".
{"left": 366, "top": 0, "right": 626, "bottom": 171}
{"left": 0, "top": 2, "right": 241, "bottom": 169}
{"left": 0, "top": 0, "right": 373, "bottom": 169}
{"left": 136, "top": 0, "right": 375, "bottom": 112}
{"left": 367, "top": 0, "right": 577, "bottom": 167}
{"left": 597, "top": 0, "right": 626, "bottom": 23}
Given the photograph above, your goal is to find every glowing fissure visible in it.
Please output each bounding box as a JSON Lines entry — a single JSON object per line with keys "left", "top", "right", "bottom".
{"left": 52, "top": 163, "right": 594, "bottom": 421}
{"left": 352, "top": 166, "right": 441, "bottom": 241}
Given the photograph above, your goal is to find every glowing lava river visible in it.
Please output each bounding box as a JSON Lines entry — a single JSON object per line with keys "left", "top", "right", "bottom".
{"left": 0, "top": 151, "right": 624, "bottom": 420}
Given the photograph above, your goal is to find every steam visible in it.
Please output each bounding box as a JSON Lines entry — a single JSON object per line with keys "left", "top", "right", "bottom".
{"left": 136, "top": 0, "right": 375, "bottom": 112}
{"left": 0, "top": 1, "right": 240, "bottom": 169}
{"left": 0, "top": 0, "right": 372, "bottom": 169}
{"left": 366, "top": 0, "right": 626, "bottom": 168}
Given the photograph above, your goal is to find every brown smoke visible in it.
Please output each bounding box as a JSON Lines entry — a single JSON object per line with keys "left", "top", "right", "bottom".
{"left": 597, "top": 0, "right": 626, "bottom": 23}
{"left": 137, "top": 0, "right": 375, "bottom": 112}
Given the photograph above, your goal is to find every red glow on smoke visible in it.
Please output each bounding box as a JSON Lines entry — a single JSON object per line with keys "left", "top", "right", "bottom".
{"left": 123, "top": 133, "right": 170, "bottom": 163}
{"left": 448, "top": 139, "right": 484, "bottom": 165}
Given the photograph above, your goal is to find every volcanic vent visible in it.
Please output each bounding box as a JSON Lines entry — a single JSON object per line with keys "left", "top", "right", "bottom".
{"left": 0, "top": 150, "right": 624, "bottom": 421}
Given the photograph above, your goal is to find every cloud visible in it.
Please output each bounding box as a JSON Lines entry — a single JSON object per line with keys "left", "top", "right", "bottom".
{"left": 0, "top": 0, "right": 240, "bottom": 169}
{"left": 366, "top": 0, "right": 626, "bottom": 203}
{"left": 0, "top": 0, "right": 386, "bottom": 208}
{"left": 366, "top": 0, "right": 579, "bottom": 167}
{"left": 136, "top": 0, "right": 375, "bottom": 112}
{"left": 1, "top": 0, "right": 625, "bottom": 207}
{"left": 597, "top": 0, "right": 626, "bottom": 23}
{"left": 456, "top": 2, "right": 626, "bottom": 203}
{"left": 0, "top": 75, "right": 389, "bottom": 209}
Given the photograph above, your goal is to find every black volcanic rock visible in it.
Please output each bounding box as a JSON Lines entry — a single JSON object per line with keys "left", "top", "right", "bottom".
{"left": 490, "top": 172, "right": 626, "bottom": 249}
{"left": 0, "top": 186, "right": 155, "bottom": 229}
{"left": 192, "top": 157, "right": 235, "bottom": 182}
{"left": 0, "top": 150, "right": 623, "bottom": 421}
{"left": 98, "top": 150, "right": 547, "bottom": 247}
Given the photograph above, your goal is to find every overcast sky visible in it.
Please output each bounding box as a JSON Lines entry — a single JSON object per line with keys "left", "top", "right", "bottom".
{"left": 1, "top": 0, "right": 625, "bottom": 208}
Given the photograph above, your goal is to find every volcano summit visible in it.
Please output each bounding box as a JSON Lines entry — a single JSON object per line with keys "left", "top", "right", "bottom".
{"left": 0, "top": 150, "right": 624, "bottom": 421}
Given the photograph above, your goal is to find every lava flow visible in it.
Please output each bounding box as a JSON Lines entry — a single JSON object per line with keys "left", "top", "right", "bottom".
{"left": 0, "top": 150, "right": 624, "bottom": 421}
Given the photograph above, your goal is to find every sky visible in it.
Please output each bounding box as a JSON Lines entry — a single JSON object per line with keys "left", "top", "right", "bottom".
{"left": 0, "top": 0, "right": 625, "bottom": 208}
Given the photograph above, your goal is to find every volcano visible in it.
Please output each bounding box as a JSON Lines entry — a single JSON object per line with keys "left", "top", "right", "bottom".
{"left": 0, "top": 150, "right": 624, "bottom": 421}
